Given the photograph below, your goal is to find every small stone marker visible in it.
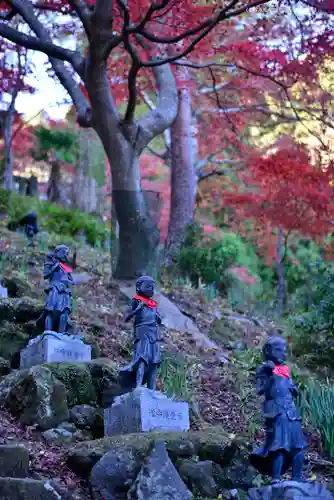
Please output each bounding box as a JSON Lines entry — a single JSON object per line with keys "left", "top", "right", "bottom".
{"left": 104, "top": 387, "right": 190, "bottom": 436}
{"left": 0, "top": 285, "right": 8, "bottom": 298}
{"left": 20, "top": 331, "right": 91, "bottom": 369}
{"left": 0, "top": 444, "right": 29, "bottom": 478}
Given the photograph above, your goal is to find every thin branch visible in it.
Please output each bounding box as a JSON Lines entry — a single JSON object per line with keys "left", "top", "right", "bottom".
{"left": 132, "top": 0, "right": 240, "bottom": 42}
{"left": 0, "top": 22, "right": 80, "bottom": 65}
{"left": 131, "top": 0, "right": 170, "bottom": 33}
{"left": 172, "top": 59, "right": 293, "bottom": 90}
{"left": 4, "top": 0, "right": 91, "bottom": 126}
{"left": 147, "top": 145, "right": 169, "bottom": 160}
{"left": 67, "top": 0, "right": 92, "bottom": 37}
{"left": 198, "top": 168, "right": 226, "bottom": 181}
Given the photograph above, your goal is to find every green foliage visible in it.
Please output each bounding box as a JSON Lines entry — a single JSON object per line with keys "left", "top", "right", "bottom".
{"left": 159, "top": 354, "right": 192, "bottom": 401}
{"left": 289, "top": 265, "right": 334, "bottom": 374}
{"left": 178, "top": 222, "right": 260, "bottom": 297}
{"left": 299, "top": 380, "right": 334, "bottom": 457}
{"left": 0, "top": 188, "right": 10, "bottom": 213}
{"left": 0, "top": 189, "right": 107, "bottom": 246}
{"left": 32, "top": 126, "right": 79, "bottom": 164}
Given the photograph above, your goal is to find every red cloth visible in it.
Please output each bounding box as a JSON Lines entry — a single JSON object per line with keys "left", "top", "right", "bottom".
{"left": 60, "top": 262, "right": 72, "bottom": 273}
{"left": 273, "top": 365, "right": 290, "bottom": 379}
{"left": 133, "top": 295, "right": 157, "bottom": 309}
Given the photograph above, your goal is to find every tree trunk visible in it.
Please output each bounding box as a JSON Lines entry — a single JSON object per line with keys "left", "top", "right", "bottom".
{"left": 276, "top": 225, "right": 285, "bottom": 316}
{"left": 73, "top": 128, "right": 104, "bottom": 214}
{"left": 0, "top": 107, "right": 15, "bottom": 191}
{"left": 85, "top": 58, "right": 177, "bottom": 278}
{"left": 164, "top": 87, "right": 196, "bottom": 265}
{"left": 47, "top": 161, "right": 62, "bottom": 203}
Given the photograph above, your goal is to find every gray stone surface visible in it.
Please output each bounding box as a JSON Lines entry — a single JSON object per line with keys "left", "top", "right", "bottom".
{"left": 104, "top": 388, "right": 190, "bottom": 436}
{"left": 247, "top": 481, "right": 334, "bottom": 500}
{"left": 0, "top": 286, "right": 8, "bottom": 298}
{"left": 127, "top": 440, "right": 193, "bottom": 500}
{"left": 90, "top": 448, "right": 140, "bottom": 500}
{"left": 0, "top": 478, "right": 62, "bottom": 499}
{"left": 20, "top": 332, "right": 91, "bottom": 369}
{"left": 0, "top": 445, "right": 29, "bottom": 478}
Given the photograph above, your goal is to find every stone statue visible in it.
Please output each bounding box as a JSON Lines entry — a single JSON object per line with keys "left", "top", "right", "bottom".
{"left": 250, "top": 336, "right": 307, "bottom": 483}
{"left": 120, "top": 276, "right": 162, "bottom": 391}
{"left": 37, "top": 245, "right": 73, "bottom": 333}
{"left": 19, "top": 211, "right": 40, "bottom": 246}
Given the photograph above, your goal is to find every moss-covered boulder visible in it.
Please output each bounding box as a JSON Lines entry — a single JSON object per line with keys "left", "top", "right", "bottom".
{"left": 45, "top": 358, "right": 121, "bottom": 409}
{"left": 209, "top": 316, "right": 247, "bottom": 348}
{"left": 0, "top": 357, "right": 10, "bottom": 376}
{"left": 0, "top": 321, "right": 30, "bottom": 362}
{"left": 0, "top": 366, "right": 69, "bottom": 429}
{"left": 3, "top": 271, "right": 33, "bottom": 298}
{"left": 67, "top": 428, "right": 237, "bottom": 477}
{"left": 0, "top": 298, "right": 43, "bottom": 323}
{"left": 46, "top": 363, "right": 97, "bottom": 407}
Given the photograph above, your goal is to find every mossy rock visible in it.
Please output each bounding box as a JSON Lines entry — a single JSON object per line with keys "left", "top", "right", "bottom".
{"left": 0, "top": 366, "right": 69, "bottom": 430}
{"left": 3, "top": 271, "right": 32, "bottom": 298}
{"left": 0, "top": 298, "right": 43, "bottom": 323}
{"left": 209, "top": 317, "right": 246, "bottom": 347}
{"left": 67, "top": 428, "right": 237, "bottom": 477}
{"left": 87, "top": 358, "right": 121, "bottom": 406}
{"left": 0, "top": 321, "right": 30, "bottom": 361}
{"left": 46, "top": 363, "right": 97, "bottom": 407}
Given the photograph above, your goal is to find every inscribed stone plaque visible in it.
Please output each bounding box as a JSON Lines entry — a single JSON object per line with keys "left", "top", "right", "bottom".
{"left": 20, "top": 334, "right": 91, "bottom": 369}
{"left": 0, "top": 286, "right": 8, "bottom": 298}
{"left": 104, "top": 387, "right": 190, "bottom": 436}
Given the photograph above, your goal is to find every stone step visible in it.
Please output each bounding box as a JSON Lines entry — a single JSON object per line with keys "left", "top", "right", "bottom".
{"left": 0, "top": 445, "right": 29, "bottom": 478}
{"left": 0, "top": 477, "right": 61, "bottom": 499}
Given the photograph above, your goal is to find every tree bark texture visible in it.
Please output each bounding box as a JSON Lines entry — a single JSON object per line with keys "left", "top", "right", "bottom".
{"left": 73, "top": 128, "right": 105, "bottom": 215}
{"left": 47, "top": 160, "right": 62, "bottom": 203}
{"left": 0, "top": 105, "right": 15, "bottom": 191}
{"left": 164, "top": 87, "right": 196, "bottom": 265}
{"left": 85, "top": 60, "right": 177, "bottom": 278}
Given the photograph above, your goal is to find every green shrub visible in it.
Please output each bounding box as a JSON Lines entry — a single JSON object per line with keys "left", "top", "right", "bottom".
{"left": 0, "top": 188, "right": 10, "bottom": 213}
{"left": 3, "top": 190, "right": 107, "bottom": 246}
{"left": 158, "top": 354, "right": 192, "bottom": 401}
{"left": 289, "top": 266, "right": 334, "bottom": 374}
{"left": 178, "top": 223, "right": 260, "bottom": 293}
{"left": 299, "top": 380, "right": 334, "bottom": 457}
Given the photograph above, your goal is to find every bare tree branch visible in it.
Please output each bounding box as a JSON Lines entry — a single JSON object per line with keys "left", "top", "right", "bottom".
{"left": 4, "top": 0, "right": 91, "bottom": 126}
{"left": 67, "top": 0, "right": 92, "bottom": 37}
{"left": 137, "top": 55, "right": 178, "bottom": 145}
{"left": 0, "top": 22, "right": 81, "bottom": 65}
{"left": 140, "top": 89, "right": 172, "bottom": 150}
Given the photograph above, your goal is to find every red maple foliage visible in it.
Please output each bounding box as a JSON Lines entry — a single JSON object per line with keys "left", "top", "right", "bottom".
{"left": 222, "top": 142, "right": 334, "bottom": 261}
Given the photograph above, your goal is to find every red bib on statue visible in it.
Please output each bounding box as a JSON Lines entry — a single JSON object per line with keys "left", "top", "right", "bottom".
{"left": 273, "top": 365, "right": 290, "bottom": 379}
{"left": 60, "top": 262, "right": 72, "bottom": 273}
{"left": 133, "top": 295, "right": 157, "bottom": 309}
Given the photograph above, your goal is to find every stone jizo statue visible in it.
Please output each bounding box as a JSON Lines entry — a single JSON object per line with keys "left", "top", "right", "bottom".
{"left": 19, "top": 211, "right": 40, "bottom": 247}
{"left": 250, "top": 336, "right": 307, "bottom": 483}
{"left": 120, "top": 275, "right": 162, "bottom": 391}
{"left": 37, "top": 245, "right": 73, "bottom": 333}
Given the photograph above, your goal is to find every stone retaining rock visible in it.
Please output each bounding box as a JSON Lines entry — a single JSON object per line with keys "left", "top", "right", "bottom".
{"left": 67, "top": 428, "right": 236, "bottom": 477}
{"left": 0, "top": 444, "right": 29, "bottom": 478}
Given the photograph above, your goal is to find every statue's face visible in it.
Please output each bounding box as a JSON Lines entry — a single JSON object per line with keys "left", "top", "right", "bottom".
{"left": 267, "top": 339, "right": 287, "bottom": 365}
{"left": 55, "top": 246, "right": 69, "bottom": 262}
{"left": 136, "top": 276, "right": 154, "bottom": 298}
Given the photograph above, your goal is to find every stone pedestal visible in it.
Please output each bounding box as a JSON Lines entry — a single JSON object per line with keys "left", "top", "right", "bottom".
{"left": 104, "top": 387, "right": 190, "bottom": 436}
{"left": 20, "top": 331, "right": 91, "bottom": 369}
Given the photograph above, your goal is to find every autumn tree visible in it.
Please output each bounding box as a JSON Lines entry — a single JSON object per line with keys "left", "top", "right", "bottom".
{"left": 0, "top": 38, "right": 33, "bottom": 190}
{"left": 0, "top": 0, "right": 332, "bottom": 277}
{"left": 223, "top": 143, "right": 334, "bottom": 314}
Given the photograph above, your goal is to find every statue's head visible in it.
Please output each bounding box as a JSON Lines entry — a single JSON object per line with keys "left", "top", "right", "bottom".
{"left": 263, "top": 336, "right": 287, "bottom": 365}
{"left": 27, "top": 211, "right": 37, "bottom": 220}
{"left": 54, "top": 245, "right": 70, "bottom": 263}
{"left": 136, "top": 275, "right": 155, "bottom": 298}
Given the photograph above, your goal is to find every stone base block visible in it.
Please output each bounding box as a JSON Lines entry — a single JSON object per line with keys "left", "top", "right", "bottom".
{"left": 20, "top": 331, "right": 91, "bottom": 369}
{"left": 104, "top": 387, "right": 190, "bottom": 436}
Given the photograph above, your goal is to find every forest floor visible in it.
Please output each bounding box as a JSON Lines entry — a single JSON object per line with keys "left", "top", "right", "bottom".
{"left": 0, "top": 223, "right": 333, "bottom": 498}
